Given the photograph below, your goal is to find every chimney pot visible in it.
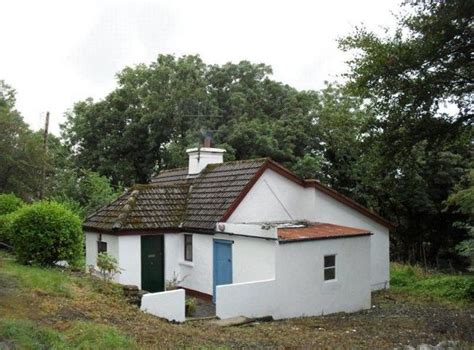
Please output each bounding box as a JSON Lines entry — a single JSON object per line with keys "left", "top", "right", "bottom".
{"left": 203, "top": 136, "right": 212, "bottom": 148}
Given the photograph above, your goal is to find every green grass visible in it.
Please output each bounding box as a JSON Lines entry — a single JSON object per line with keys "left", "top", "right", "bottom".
{"left": 390, "top": 263, "right": 474, "bottom": 304}
{"left": 1, "top": 256, "right": 73, "bottom": 297}
{"left": 0, "top": 319, "right": 136, "bottom": 350}
{"left": 0, "top": 252, "right": 136, "bottom": 349}
{"left": 65, "top": 321, "right": 136, "bottom": 350}
{"left": 0, "top": 319, "right": 64, "bottom": 350}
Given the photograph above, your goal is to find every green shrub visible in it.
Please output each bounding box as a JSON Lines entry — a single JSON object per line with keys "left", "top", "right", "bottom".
{"left": 96, "top": 252, "right": 121, "bottom": 282}
{"left": 390, "top": 264, "right": 420, "bottom": 287}
{"left": 0, "top": 193, "right": 24, "bottom": 216}
{"left": 391, "top": 263, "right": 474, "bottom": 303}
{"left": 185, "top": 297, "right": 197, "bottom": 317}
{"left": 10, "top": 201, "right": 83, "bottom": 267}
{"left": 0, "top": 194, "right": 24, "bottom": 245}
{"left": 417, "top": 276, "right": 474, "bottom": 302}
{"left": 0, "top": 211, "right": 19, "bottom": 244}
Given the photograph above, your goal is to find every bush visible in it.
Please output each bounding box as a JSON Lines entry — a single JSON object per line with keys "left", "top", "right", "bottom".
{"left": 185, "top": 297, "right": 197, "bottom": 317}
{"left": 97, "top": 252, "right": 121, "bottom": 282}
{"left": 0, "top": 211, "right": 19, "bottom": 244}
{"left": 10, "top": 201, "right": 83, "bottom": 267}
{"left": 391, "top": 263, "right": 474, "bottom": 303}
{"left": 0, "top": 193, "right": 24, "bottom": 216}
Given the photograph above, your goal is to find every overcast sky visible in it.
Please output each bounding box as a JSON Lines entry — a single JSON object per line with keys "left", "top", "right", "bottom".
{"left": 0, "top": 0, "right": 400, "bottom": 135}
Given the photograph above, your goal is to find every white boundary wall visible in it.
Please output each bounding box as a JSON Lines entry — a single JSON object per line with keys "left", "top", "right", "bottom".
{"left": 141, "top": 289, "right": 185, "bottom": 322}
{"left": 216, "top": 235, "right": 371, "bottom": 320}
{"left": 217, "top": 279, "right": 277, "bottom": 319}
{"left": 227, "top": 168, "right": 390, "bottom": 290}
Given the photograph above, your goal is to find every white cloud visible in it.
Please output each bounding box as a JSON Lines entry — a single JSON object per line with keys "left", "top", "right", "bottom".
{"left": 0, "top": 0, "right": 400, "bottom": 135}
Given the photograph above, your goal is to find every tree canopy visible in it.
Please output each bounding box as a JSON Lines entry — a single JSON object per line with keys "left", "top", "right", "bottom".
{"left": 2, "top": 0, "right": 472, "bottom": 267}
{"left": 339, "top": 0, "right": 473, "bottom": 264}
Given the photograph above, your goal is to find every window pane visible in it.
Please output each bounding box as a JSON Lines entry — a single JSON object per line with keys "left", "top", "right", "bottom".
{"left": 324, "top": 255, "right": 335, "bottom": 268}
{"left": 184, "top": 235, "right": 192, "bottom": 261}
{"left": 324, "top": 267, "right": 336, "bottom": 281}
{"left": 97, "top": 241, "right": 107, "bottom": 254}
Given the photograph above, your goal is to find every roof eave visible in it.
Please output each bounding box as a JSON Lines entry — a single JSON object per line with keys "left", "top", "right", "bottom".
{"left": 278, "top": 232, "right": 373, "bottom": 244}
{"left": 82, "top": 226, "right": 181, "bottom": 235}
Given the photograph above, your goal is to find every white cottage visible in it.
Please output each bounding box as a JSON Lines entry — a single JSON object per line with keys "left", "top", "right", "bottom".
{"left": 84, "top": 147, "right": 394, "bottom": 320}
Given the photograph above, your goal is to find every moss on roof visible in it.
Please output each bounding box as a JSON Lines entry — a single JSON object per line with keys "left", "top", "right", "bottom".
{"left": 84, "top": 159, "right": 268, "bottom": 232}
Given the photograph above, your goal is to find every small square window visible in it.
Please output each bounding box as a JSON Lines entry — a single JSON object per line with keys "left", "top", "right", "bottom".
{"left": 324, "top": 254, "right": 336, "bottom": 281}
{"left": 97, "top": 241, "right": 107, "bottom": 254}
{"left": 184, "top": 234, "right": 193, "bottom": 262}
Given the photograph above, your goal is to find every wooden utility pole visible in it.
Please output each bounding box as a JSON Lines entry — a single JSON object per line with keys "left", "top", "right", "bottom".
{"left": 39, "top": 111, "right": 50, "bottom": 199}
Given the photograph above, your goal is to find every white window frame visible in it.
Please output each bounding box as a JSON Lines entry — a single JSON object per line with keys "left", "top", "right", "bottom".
{"left": 323, "top": 254, "right": 336, "bottom": 281}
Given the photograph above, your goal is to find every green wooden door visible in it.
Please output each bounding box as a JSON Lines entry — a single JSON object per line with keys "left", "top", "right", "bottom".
{"left": 141, "top": 235, "right": 164, "bottom": 292}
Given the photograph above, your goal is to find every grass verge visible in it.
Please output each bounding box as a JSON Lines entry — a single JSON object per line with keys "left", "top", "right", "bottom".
{"left": 0, "top": 252, "right": 73, "bottom": 297}
{"left": 390, "top": 263, "right": 474, "bottom": 304}
{"left": 0, "top": 319, "right": 136, "bottom": 350}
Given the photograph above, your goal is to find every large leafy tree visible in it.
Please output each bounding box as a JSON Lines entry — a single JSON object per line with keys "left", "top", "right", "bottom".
{"left": 62, "top": 55, "right": 214, "bottom": 185}
{"left": 0, "top": 81, "right": 46, "bottom": 199}
{"left": 63, "top": 56, "right": 326, "bottom": 185}
{"left": 340, "top": 0, "right": 473, "bottom": 265}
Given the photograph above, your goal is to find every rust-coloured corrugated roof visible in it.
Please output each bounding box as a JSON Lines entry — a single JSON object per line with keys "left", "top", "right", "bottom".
{"left": 278, "top": 223, "right": 371, "bottom": 242}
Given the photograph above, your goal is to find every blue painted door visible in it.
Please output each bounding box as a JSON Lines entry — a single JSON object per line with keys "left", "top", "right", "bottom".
{"left": 213, "top": 239, "right": 233, "bottom": 303}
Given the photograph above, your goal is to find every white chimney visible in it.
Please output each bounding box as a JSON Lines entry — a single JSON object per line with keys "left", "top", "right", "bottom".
{"left": 187, "top": 147, "right": 226, "bottom": 175}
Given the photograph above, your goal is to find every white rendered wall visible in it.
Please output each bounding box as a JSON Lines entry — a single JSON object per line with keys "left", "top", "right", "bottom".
{"left": 85, "top": 232, "right": 120, "bottom": 283}
{"left": 177, "top": 233, "right": 214, "bottom": 295}
{"left": 117, "top": 233, "right": 185, "bottom": 289}
{"left": 85, "top": 232, "right": 185, "bottom": 289}
{"left": 227, "top": 169, "right": 312, "bottom": 223}
{"left": 164, "top": 234, "right": 181, "bottom": 286}
{"left": 274, "top": 235, "right": 371, "bottom": 318}
{"left": 310, "top": 191, "right": 390, "bottom": 290}
{"left": 216, "top": 235, "right": 371, "bottom": 320}
{"left": 227, "top": 169, "right": 390, "bottom": 290}
{"left": 217, "top": 233, "right": 276, "bottom": 284}
{"left": 176, "top": 232, "right": 276, "bottom": 296}
{"left": 217, "top": 279, "right": 277, "bottom": 319}
{"left": 117, "top": 235, "right": 141, "bottom": 287}
{"left": 141, "top": 289, "right": 185, "bottom": 323}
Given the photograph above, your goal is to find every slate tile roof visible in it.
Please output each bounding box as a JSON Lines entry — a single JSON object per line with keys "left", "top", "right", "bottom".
{"left": 84, "top": 159, "right": 267, "bottom": 233}
{"left": 84, "top": 157, "right": 394, "bottom": 234}
{"left": 278, "top": 223, "right": 371, "bottom": 242}
{"left": 83, "top": 184, "right": 189, "bottom": 232}
{"left": 182, "top": 159, "right": 267, "bottom": 230}
{"left": 151, "top": 167, "right": 189, "bottom": 185}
